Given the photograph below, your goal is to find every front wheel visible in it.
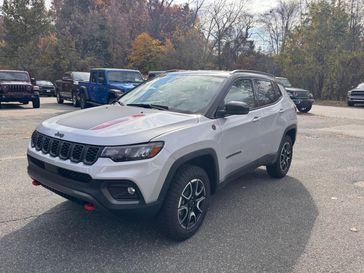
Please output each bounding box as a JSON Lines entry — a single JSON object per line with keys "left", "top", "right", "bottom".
{"left": 266, "top": 135, "right": 293, "bottom": 178}
{"left": 32, "top": 97, "right": 40, "bottom": 108}
{"left": 347, "top": 101, "right": 354, "bottom": 107}
{"left": 158, "top": 165, "right": 210, "bottom": 241}
{"left": 79, "top": 92, "right": 89, "bottom": 109}
{"left": 298, "top": 104, "right": 312, "bottom": 113}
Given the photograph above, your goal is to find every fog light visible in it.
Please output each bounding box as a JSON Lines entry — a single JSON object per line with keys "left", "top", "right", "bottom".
{"left": 127, "top": 187, "right": 136, "bottom": 195}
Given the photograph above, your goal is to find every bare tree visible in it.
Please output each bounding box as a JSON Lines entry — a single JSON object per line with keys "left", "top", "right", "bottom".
{"left": 202, "top": 0, "right": 250, "bottom": 69}
{"left": 260, "top": 0, "right": 301, "bottom": 54}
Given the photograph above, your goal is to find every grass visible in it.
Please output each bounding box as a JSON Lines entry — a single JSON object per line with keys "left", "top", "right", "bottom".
{"left": 315, "top": 100, "right": 347, "bottom": 107}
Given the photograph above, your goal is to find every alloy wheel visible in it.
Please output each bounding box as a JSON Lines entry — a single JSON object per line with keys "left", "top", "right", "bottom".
{"left": 280, "top": 142, "right": 292, "bottom": 172}
{"left": 177, "top": 178, "right": 206, "bottom": 230}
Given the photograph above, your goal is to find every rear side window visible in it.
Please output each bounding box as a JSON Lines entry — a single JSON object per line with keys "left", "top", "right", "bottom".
{"left": 224, "top": 79, "right": 255, "bottom": 108}
{"left": 254, "top": 79, "right": 281, "bottom": 106}
{"left": 90, "top": 71, "right": 97, "bottom": 83}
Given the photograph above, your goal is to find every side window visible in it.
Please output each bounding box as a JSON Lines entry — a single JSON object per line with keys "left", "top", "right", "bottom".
{"left": 224, "top": 79, "right": 255, "bottom": 108}
{"left": 90, "top": 71, "right": 97, "bottom": 83}
{"left": 97, "top": 71, "right": 106, "bottom": 84}
{"left": 254, "top": 79, "right": 281, "bottom": 106}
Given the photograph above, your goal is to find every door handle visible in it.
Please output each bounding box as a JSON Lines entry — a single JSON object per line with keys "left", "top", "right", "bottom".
{"left": 279, "top": 108, "right": 286, "bottom": 113}
{"left": 252, "top": 116, "right": 261, "bottom": 122}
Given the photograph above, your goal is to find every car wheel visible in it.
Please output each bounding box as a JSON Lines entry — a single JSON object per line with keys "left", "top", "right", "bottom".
{"left": 32, "top": 97, "right": 40, "bottom": 109}
{"left": 347, "top": 101, "right": 354, "bottom": 107}
{"left": 56, "top": 91, "right": 63, "bottom": 104}
{"left": 266, "top": 135, "right": 293, "bottom": 178}
{"left": 80, "top": 92, "right": 88, "bottom": 109}
{"left": 158, "top": 165, "right": 210, "bottom": 241}
{"left": 298, "top": 105, "right": 312, "bottom": 113}
{"left": 72, "top": 92, "right": 79, "bottom": 107}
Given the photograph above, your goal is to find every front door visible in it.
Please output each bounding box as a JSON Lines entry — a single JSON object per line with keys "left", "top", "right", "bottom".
{"left": 217, "top": 78, "right": 262, "bottom": 179}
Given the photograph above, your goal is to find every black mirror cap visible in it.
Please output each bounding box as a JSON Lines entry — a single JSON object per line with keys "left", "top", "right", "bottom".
{"left": 217, "top": 101, "right": 250, "bottom": 117}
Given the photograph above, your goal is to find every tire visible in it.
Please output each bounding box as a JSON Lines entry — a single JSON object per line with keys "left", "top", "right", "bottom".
{"left": 158, "top": 165, "right": 211, "bottom": 241}
{"left": 347, "top": 101, "right": 354, "bottom": 107}
{"left": 266, "top": 135, "right": 293, "bottom": 178}
{"left": 56, "top": 91, "right": 64, "bottom": 104}
{"left": 72, "top": 92, "right": 79, "bottom": 107}
{"left": 32, "top": 97, "right": 40, "bottom": 109}
{"left": 298, "top": 104, "right": 312, "bottom": 113}
{"left": 79, "top": 92, "right": 89, "bottom": 109}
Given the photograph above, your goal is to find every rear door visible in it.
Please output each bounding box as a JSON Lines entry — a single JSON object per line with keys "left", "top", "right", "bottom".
{"left": 253, "top": 78, "right": 284, "bottom": 155}
{"left": 218, "top": 78, "right": 262, "bottom": 178}
{"left": 88, "top": 71, "right": 98, "bottom": 102}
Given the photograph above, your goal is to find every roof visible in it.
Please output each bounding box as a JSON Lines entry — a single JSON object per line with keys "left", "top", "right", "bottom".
{"left": 91, "top": 68, "right": 140, "bottom": 72}
{"left": 0, "top": 70, "right": 29, "bottom": 73}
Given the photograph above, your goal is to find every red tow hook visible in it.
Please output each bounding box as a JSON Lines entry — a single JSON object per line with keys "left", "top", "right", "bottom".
{"left": 83, "top": 203, "right": 96, "bottom": 212}
{"left": 32, "top": 180, "right": 41, "bottom": 186}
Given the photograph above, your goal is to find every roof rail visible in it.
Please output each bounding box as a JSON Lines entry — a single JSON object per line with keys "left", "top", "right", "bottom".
{"left": 231, "top": 70, "right": 274, "bottom": 78}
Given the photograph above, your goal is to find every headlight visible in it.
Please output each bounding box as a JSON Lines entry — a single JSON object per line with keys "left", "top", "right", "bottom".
{"left": 33, "top": 86, "right": 40, "bottom": 91}
{"left": 100, "top": 142, "right": 164, "bottom": 162}
{"left": 26, "top": 85, "right": 32, "bottom": 91}
{"left": 309, "top": 93, "right": 314, "bottom": 98}
{"left": 348, "top": 91, "right": 352, "bottom": 96}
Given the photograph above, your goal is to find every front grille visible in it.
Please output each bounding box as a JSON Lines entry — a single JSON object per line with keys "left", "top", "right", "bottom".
{"left": 31, "top": 131, "right": 103, "bottom": 165}
{"left": 351, "top": 91, "right": 364, "bottom": 96}
{"left": 7, "top": 85, "right": 30, "bottom": 93}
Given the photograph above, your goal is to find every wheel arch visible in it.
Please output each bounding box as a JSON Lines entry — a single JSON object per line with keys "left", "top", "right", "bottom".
{"left": 157, "top": 149, "right": 220, "bottom": 204}
{"left": 284, "top": 124, "right": 297, "bottom": 145}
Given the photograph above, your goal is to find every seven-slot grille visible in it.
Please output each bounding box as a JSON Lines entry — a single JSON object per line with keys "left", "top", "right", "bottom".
{"left": 31, "top": 131, "right": 103, "bottom": 165}
{"left": 8, "top": 85, "right": 30, "bottom": 92}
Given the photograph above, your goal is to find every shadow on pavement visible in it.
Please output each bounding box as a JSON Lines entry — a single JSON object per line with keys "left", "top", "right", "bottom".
{"left": 0, "top": 169, "right": 318, "bottom": 273}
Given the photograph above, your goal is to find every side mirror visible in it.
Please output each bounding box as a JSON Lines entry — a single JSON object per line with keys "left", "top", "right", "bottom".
{"left": 31, "top": 78, "right": 36, "bottom": 85}
{"left": 216, "top": 101, "right": 250, "bottom": 118}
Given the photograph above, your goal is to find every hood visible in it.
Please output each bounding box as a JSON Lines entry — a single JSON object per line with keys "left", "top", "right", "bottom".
{"left": 0, "top": 81, "right": 31, "bottom": 85}
{"left": 285, "top": 87, "right": 309, "bottom": 93}
{"left": 110, "top": 82, "right": 141, "bottom": 91}
{"left": 37, "top": 105, "right": 199, "bottom": 146}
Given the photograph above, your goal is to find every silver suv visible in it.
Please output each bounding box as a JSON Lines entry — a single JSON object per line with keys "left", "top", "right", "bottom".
{"left": 27, "top": 70, "right": 297, "bottom": 240}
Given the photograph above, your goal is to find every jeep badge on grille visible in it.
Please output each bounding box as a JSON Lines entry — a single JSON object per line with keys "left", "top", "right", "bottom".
{"left": 54, "top": 132, "right": 64, "bottom": 138}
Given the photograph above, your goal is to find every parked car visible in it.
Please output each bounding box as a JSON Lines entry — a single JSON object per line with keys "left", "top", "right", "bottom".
{"left": 78, "top": 68, "right": 144, "bottom": 109}
{"left": 0, "top": 70, "right": 40, "bottom": 108}
{"left": 276, "top": 77, "right": 314, "bottom": 113}
{"left": 27, "top": 70, "right": 297, "bottom": 240}
{"left": 55, "top": 71, "right": 90, "bottom": 107}
{"left": 36, "top": 80, "right": 56, "bottom": 97}
{"left": 347, "top": 83, "right": 364, "bottom": 106}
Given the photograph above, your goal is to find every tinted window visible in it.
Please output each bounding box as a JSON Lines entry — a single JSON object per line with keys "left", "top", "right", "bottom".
{"left": 254, "top": 79, "right": 281, "bottom": 106}
{"left": 120, "top": 74, "right": 226, "bottom": 114}
{"left": 108, "top": 71, "right": 144, "bottom": 83}
{"left": 72, "top": 72, "right": 90, "bottom": 82}
{"left": 98, "top": 71, "right": 106, "bottom": 84}
{"left": 224, "top": 79, "right": 255, "bottom": 108}
{"left": 90, "top": 72, "right": 97, "bottom": 83}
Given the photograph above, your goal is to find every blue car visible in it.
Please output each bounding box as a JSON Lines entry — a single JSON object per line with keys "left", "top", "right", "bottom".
{"left": 79, "top": 68, "right": 144, "bottom": 109}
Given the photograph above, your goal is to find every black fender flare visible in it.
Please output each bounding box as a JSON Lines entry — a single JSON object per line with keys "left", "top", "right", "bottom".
{"left": 79, "top": 86, "right": 89, "bottom": 100}
{"left": 108, "top": 89, "right": 124, "bottom": 102}
{"left": 157, "top": 148, "right": 220, "bottom": 204}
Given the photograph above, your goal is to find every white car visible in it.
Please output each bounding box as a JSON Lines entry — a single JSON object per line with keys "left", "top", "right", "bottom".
{"left": 27, "top": 70, "right": 297, "bottom": 240}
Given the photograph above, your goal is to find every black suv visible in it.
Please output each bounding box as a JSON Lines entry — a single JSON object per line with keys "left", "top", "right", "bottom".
{"left": 276, "top": 77, "right": 314, "bottom": 113}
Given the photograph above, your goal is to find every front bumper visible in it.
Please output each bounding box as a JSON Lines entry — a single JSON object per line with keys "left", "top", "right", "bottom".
{"left": 0, "top": 93, "right": 38, "bottom": 102}
{"left": 347, "top": 96, "right": 364, "bottom": 103}
{"left": 27, "top": 155, "right": 162, "bottom": 214}
{"left": 291, "top": 98, "right": 314, "bottom": 107}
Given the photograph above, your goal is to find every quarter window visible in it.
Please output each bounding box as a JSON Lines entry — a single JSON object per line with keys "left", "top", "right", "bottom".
{"left": 254, "top": 79, "right": 281, "bottom": 106}
{"left": 224, "top": 79, "right": 255, "bottom": 108}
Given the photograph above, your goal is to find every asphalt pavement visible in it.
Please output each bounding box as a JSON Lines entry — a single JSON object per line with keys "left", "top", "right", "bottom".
{"left": 0, "top": 98, "right": 363, "bottom": 273}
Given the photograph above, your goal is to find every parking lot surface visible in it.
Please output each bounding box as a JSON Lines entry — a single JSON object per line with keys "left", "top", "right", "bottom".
{"left": 0, "top": 98, "right": 363, "bottom": 273}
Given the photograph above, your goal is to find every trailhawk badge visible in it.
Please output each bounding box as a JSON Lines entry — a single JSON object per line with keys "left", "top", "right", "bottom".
{"left": 54, "top": 132, "right": 64, "bottom": 138}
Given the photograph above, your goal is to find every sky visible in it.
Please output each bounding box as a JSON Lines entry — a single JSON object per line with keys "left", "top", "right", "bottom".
{"left": 0, "top": 0, "right": 280, "bottom": 13}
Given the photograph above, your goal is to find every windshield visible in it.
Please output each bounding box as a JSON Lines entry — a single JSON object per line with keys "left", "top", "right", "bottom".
{"left": 0, "top": 71, "right": 30, "bottom": 82}
{"left": 73, "top": 72, "right": 90, "bottom": 81}
{"left": 36, "top": 80, "right": 53, "bottom": 86}
{"left": 276, "top": 77, "right": 292, "bottom": 87}
{"left": 120, "top": 74, "right": 226, "bottom": 114}
{"left": 108, "top": 71, "right": 144, "bottom": 83}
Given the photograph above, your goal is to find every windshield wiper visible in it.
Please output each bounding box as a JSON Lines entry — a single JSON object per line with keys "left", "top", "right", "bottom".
{"left": 127, "top": 103, "right": 169, "bottom": 111}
